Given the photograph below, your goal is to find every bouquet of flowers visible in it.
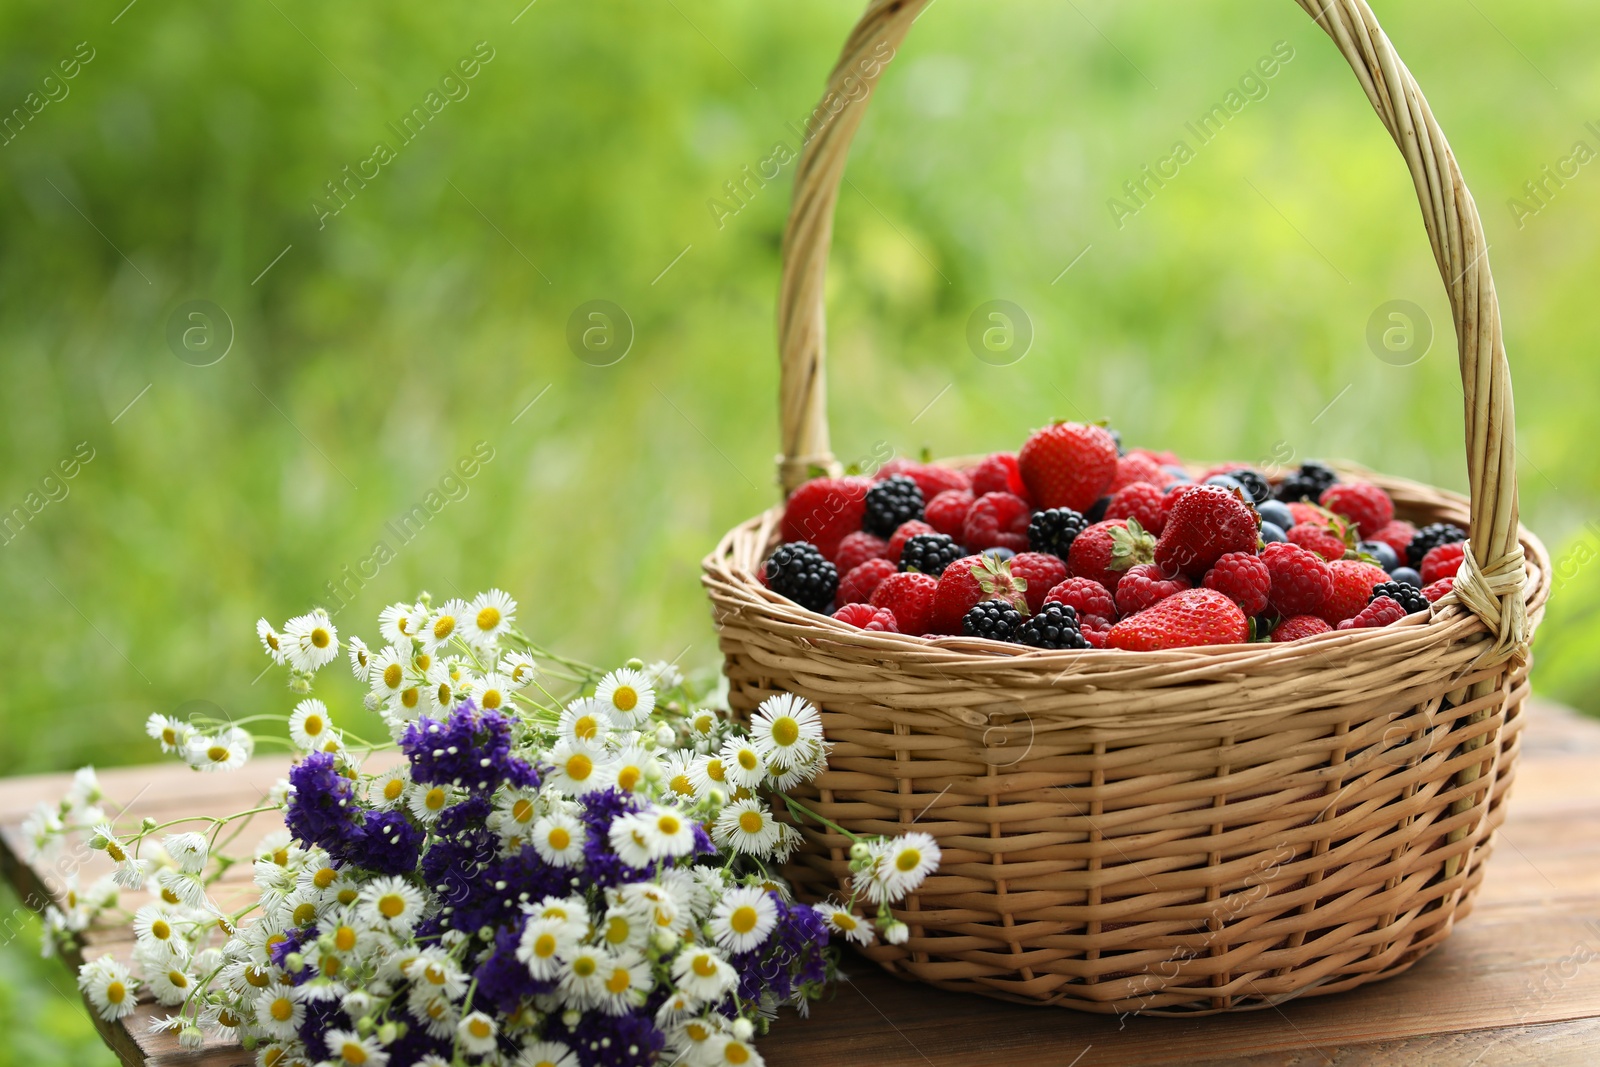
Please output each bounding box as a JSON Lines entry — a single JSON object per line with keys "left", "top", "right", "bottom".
{"left": 28, "top": 590, "right": 938, "bottom": 1067}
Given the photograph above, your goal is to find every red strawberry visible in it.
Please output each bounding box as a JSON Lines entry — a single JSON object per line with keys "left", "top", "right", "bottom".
{"left": 1319, "top": 481, "right": 1394, "bottom": 540}
{"left": 781, "top": 476, "right": 871, "bottom": 559}
{"left": 870, "top": 572, "right": 939, "bottom": 634}
{"left": 1161, "top": 483, "right": 1196, "bottom": 524}
{"left": 1108, "top": 452, "right": 1171, "bottom": 492}
{"left": 1106, "top": 482, "right": 1167, "bottom": 535}
{"left": 875, "top": 459, "right": 971, "bottom": 501}
{"left": 1287, "top": 520, "right": 1350, "bottom": 563}
{"left": 1106, "top": 588, "right": 1249, "bottom": 650}
{"left": 1010, "top": 552, "right": 1068, "bottom": 613}
{"left": 1318, "top": 559, "right": 1390, "bottom": 624}
{"left": 838, "top": 558, "right": 896, "bottom": 605}
{"left": 1078, "top": 613, "right": 1114, "bottom": 648}
{"left": 1369, "top": 519, "right": 1417, "bottom": 560}
{"left": 1202, "top": 552, "right": 1271, "bottom": 617}
{"left": 1421, "top": 542, "right": 1467, "bottom": 585}
{"left": 962, "top": 493, "right": 1031, "bottom": 553}
{"left": 1067, "top": 519, "right": 1155, "bottom": 592}
{"left": 1272, "top": 614, "right": 1333, "bottom": 642}
{"left": 924, "top": 490, "right": 974, "bottom": 539}
{"left": 1337, "top": 595, "right": 1407, "bottom": 630}
{"left": 1261, "top": 542, "right": 1333, "bottom": 617}
{"left": 1018, "top": 422, "right": 1118, "bottom": 511}
{"left": 932, "top": 554, "right": 1027, "bottom": 634}
{"left": 1422, "top": 577, "right": 1455, "bottom": 602}
{"left": 1115, "top": 563, "right": 1192, "bottom": 616}
{"left": 970, "top": 453, "right": 1028, "bottom": 500}
{"left": 1154, "top": 485, "right": 1260, "bottom": 579}
{"left": 1287, "top": 502, "right": 1324, "bottom": 527}
{"left": 1045, "top": 577, "right": 1118, "bottom": 622}
{"left": 888, "top": 520, "right": 939, "bottom": 563}
{"left": 1129, "top": 447, "right": 1181, "bottom": 466}
{"left": 832, "top": 602, "right": 901, "bottom": 632}
{"left": 833, "top": 531, "right": 891, "bottom": 574}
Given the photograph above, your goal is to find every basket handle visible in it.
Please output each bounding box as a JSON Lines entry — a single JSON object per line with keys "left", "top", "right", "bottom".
{"left": 775, "top": 0, "right": 1527, "bottom": 662}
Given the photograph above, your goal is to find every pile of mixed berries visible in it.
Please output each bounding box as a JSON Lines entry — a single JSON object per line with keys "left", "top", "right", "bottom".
{"left": 760, "top": 422, "right": 1469, "bottom": 651}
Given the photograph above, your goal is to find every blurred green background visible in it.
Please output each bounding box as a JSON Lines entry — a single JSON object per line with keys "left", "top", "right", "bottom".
{"left": 3, "top": 0, "right": 1600, "bottom": 1059}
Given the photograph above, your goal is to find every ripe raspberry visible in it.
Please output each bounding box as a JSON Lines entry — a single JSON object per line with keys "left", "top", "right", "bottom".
{"left": 932, "top": 554, "right": 1026, "bottom": 633}
{"left": 1287, "top": 502, "right": 1324, "bottom": 527}
{"left": 1078, "top": 613, "right": 1114, "bottom": 648}
{"left": 888, "top": 520, "right": 939, "bottom": 563}
{"left": 1369, "top": 520, "right": 1417, "bottom": 561}
{"left": 1261, "top": 541, "right": 1333, "bottom": 617}
{"left": 970, "top": 453, "right": 1028, "bottom": 500}
{"left": 1272, "top": 614, "right": 1333, "bottom": 642}
{"left": 1106, "top": 482, "right": 1167, "bottom": 535}
{"left": 1068, "top": 519, "right": 1155, "bottom": 592}
{"left": 1202, "top": 552, "right": 1271, "bottom": 617}
{"left": 1287, "top": 521, "right": 1349, "bottom": 563}
{"left": 924, "top": 490, "right": 974, "bottom": 539}
{"left": 1318, "top": 559, "right": 1390, "bottom": 624}
{"left": 1045, "top": 577, "right": 1118, "bottom": 622}
{"left": 1115, "top": 564, "right": 1192, "bottom": 616}
{"left": 1108, "top": 452, "right": 1170, "bottom": 492}
{"left": 831, "top": 603, "right": 900, "bottom": 632}
{"left": 1018, "top": 422, "right": 1118, "bottom": 511}
{"left": 1337, "top": 595, "right": 1407, "bottom": 630}
{"left": 1106, "top": 588, "right": 1249, "bottom": 650}
{"left": 875, "top": 459, "right": 971, "bottom": 501}
{"left": 1422, "top": 577, "right": 1455, "bottom": 602}
{"left": 764, "top": 542, "right": 838, "bottom": 614}
{"left": 1154, "top": 484, "right": 1260, "bottom": 578}
{"left": 1010, "top": 552, "right": 1068, "bottom": 613}
{"left": 962, "top": 492, "right": 1031, "bottom": 553}
{"left": 1319, "top": 481, "right": 1394, "bottom": 539}
{"left": 781, "top": 476, "right": 870, "bottom": 559}
{"left": 833, "top": 531, "right": 891, "bottom": 574}
{"left": 870, "top": 571, "right": 939, "bottom": 635}
{"left": 1421, "top": 542, "right": 1467, "bottom": 585}
{"left": 837, "top": 558, "right": 896, "bottom": 605}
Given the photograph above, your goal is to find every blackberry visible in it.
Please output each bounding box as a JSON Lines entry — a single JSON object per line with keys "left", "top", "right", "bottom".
{"left": 1084, "top": 495, "right": 1112, "bottom": 524}
{"left": 1408, "top": 522, "right": 1467, "bottom": 568}
{"left": 764, "top": 542, "right": 838, "bottom": 614}
{"left": 863, "top": 475, "right": 924, "bottom": 537}
{"left": 1275, "top": 461, "right": 1339, "bottom": 503}
{"left": 1225, "top": 468, "right": 1271, "bottom": 505}
{"left": 1017, "top": 602, "right": 1089, "bottom": 650}
{"left": 900, "top": 533, "right": 965, "bottom": 577}
{"left": 961, "top": 599, "right": 1024, "bottom": 642}
{"left": 1372, "top": 581, "right": 1430, "bottom": 615}
{"left": 1028, "top": 507, "right": 1089, "bottom": 560}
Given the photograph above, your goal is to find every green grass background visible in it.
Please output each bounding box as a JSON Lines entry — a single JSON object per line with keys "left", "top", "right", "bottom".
{"left": 3, "top": 0, "right": 1600, "bottom": 1060}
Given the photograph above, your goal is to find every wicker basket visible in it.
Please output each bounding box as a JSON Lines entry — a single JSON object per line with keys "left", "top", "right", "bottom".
{"left": 701, "top": 0, "right": 1549, "bottom": 1015}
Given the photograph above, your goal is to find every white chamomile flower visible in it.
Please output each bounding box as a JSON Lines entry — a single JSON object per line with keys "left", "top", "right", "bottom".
{"left": 673, "top": 1018, "right": 727, "bottom": 1064}
{"left": 750, "top": 693, "right": 824, "bottom": 769}
{"left": 659, "top": 751, "right": 699, "bottom": 803}
{"left": 368, "top": 764, "right": 411, "bottom": 810}
{"left": 283, "top": 610, "right": 339, "bottom": 672}
{"left": 500, "top": 651, "right": 539, "bottom": 689}
{"left": 531, "top": 811, "right": 586, "bottom": 867}
{"left": 406, "top": 781, "right": 460, "bottom": 825}
{"left": 112, "top": 854, "right": 149, "bottom": 890}
{"left": 288, "top": 698, "right": 334, "bottom": 750}
{"left": 424, "top": 662, "right": 461, "bottom": 712}
{"left": 686, "top": 754, "right": 729, "bottom": 799}
{"left": 546, "top": 740, "right": 614, "bottom": 796}
{"left": 254, "top": 986, "right": 304, "bottom": 1038}
{"left": 458, "top": 1011, "right": 499, "bottom": 1054}
{"left": 132, "top": 904, "right": 184, "bottom": 959}
{"left": 404, "top": 948, "right": 469, "bottom": 1000}
{"left": 78, "top": 955, "right": 137, "bottom": 1022}
{"left": 66, "top": 766, "right": 104, "bottom": 813}
{"left": 146, "top": 962, "right": 198, "bottom": 1005}
{"left": 558, "top": 699, "right": 608, "bottom": 749}
{"left": 643, "top": 660, "right": 684, "bottom": 690}
{"left": 487, "top": 787, "right": 542, "bottom": 843}
{"left": 622, "top": 805, "right": 698, "bottom": 862}
{"left": 516, "top": 1040, "right": 580, "bottom": 1067}
{"left": 516, "top": 916, "right": 578, "bottom": 981}
{"left": 595, "top": 950, "right": 651, "bottom": 1015}
{"left": 815, "top": 899, "right": 875, "bottom": 945}
{"left": 468, "top": 672, "right": 514, "bottom": 713}
{"left": 718, "top": 736, "right": 767, "bottom": 790}
{"left": 713, "top": 799, "right": 781, "bottom": 856}
{"left": 145, "top": 713, "right": 193, "bottom": 755}
{"left": 874, "top": 831, "right": 941, "bottom": 901}
{"left": 561, "top": 945, "right": 611, "bottom": 1009}
{"left": 596, "top": 668, "right": 655, "bottom": 726}
{"left": 154, "top": 866, "right": 207, "bottom": 910}
{"left": 91, "top": 822, "right": 133, "bottom": 865}
{"left": 187, "top": 726, "right": 253, "bottom": 772}
{"left": 346, "top": 635, "right": 372, "bottom": 681}
{"left": 162, "top": 832, "right": 209, "bottom": 875}
{"left": 468, "top": 588, "right": 516, "bottom": 646}
{"left": 378, "top": 602, "right": 426, "bottom": 647}
{"left": 421, "top": 598, "right": 469, "bottom": 653}
{"left": 369, "top": 644, "right": 410, "bottom": 698}
{"left": 671, "top": 945, "right": 737, "bottom": 1001}
{"left": 609, "top": 743, "right": 657, "bottom": 795}
{"left": 357, "top": 876, "right": 425, "bottom": 934}
{"left": 607, "top": 814, "right": 659, "bottom": 869}
{"left": 708, "top": 1035, "right": 766, "bottom": 1067}
{"left": 709, "top": 886, "right": 778, "bottom": 954}
{"left": 524, "top": 894, "right": 589, "bottom": 931}
{"left": 22, "top": 802, "right": 64, "bottom": 862}
{"left": 256, "top": 618, "right": 289, "bottom": 665}
{"left": 325, "top": 1028, "right": 389, "bottom": 1067}
{"left": 409, "top": 985, "right": 460, "bottom": 1040}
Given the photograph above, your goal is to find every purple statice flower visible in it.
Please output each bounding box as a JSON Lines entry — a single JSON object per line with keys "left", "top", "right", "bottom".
{"left": 284, "top": 752, "right": 358, "bottom": 852}
{"left": 691, "top": 821, "right": 716, "bottom": 858}
{"left": 728, "top": 892, "right": 830, "bottom": 1004}
{"left": 449, "top": 845, "right": 571, "bottom": 936}
{"left": 382, "top": 1023, "right": 452, "bottom": 1064}
{"left": 296, "top": 998, "right": 348, "bottom": 1061}
{"left": 473, "top": 920, "right": 557, "bottom": 1016}
{"left": 335, "top": 809, "right": 423, "bottom": 876}
{"left": 577, "top": 788, "right": 649, "bottom": 889}
{"left": 402, "top": 703, "right": 538, "bottom": 793}
{"left": 268, "top": 927, "right": 306, "bottom": 972}
{"left": 550, "top": 1007, "right": 665, "bottom": 1067}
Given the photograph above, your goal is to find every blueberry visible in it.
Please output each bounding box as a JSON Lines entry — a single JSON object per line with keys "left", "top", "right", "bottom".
{"left": 1389, "top": 566, "right": 1423, "bottom": 587}
{"left": 1205, "top": 475, "right": 1246, "bottom": 496}
{"left": 1357, "top": 540, "right": 1399, "bottom": 571}
{"left": 1260, "top": 521, "right": 1287, "bottom": 544}
{"left": 980, "top": 547, "right": 1015, "bottom": 563}
{"left": 1084, "top": 495, "right": 1111, "bottom": 524}
{"left": 1257, "top": 500, "right": 1294, "bottom": 531}
{"left": 1162, "top": 465, "right": 1193, "bottom": 483}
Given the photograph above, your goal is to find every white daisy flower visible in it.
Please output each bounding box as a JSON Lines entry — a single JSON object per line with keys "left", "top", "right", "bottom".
{"left": 467, "top": 588, "right": 516, "bottom": 646}
{"left": 672, "top": 1017, "right": 727, "bottom": 1064}
{"left": 403, "top": 948, "right": 469, "bottom": 1000}
{"left": 256, "top": 618, "right": 288, "bottom": 665}
{"left": 814, "top": 899, "right": 875, "bottom": 945}
{"left": 713, "top": 799, "right": 781, "bottom": 856}
{"left": 686, "top": 754, "right": 729, "bottom": 799}
{"left": 560, "top": 945, "right": 611, "bottom": 1010}
{"left": 750, "top": 693, "right": 825, "bottom": 770}
{"left": 500, "top": 651, "right": 539, "bottom": 689}
{"left": 325, "top": 1029, "right": 389, "bottom": 1067}
{"left": 386, "top": 679, "right": 425, "bottom": 721}
{"left": 458, "top": 1011, "right": 499, "bottom": 1054}
{"left": 378, "top": 602, "right": 425, "bottom": 647}
{"left": 424, "top": 662, "right": 460, "bottom": 713}
{"left": 367, "top": 764, "right": 411, "bottom": 810}
{"left": 154, "top": 867, "right": 208, "bottom": 911}
{"left": 516, "top": 916, "right": 579, "bottom": 981}
{"left": 557, "top": 699, "right": 609, "bottom": 749}
{"left": 767, "top": 753, "right": 822, "bottom": 792}
{"left": 22, "top": 802, "right": 64, "bottom": 862}
{"left": 515, "top": 1040, "right": 580, "bottom": 1067}
{"left": 468, "top": 672, "right": 514, "bottom": 713}
{"left": 530, "top": 811, "right": 586, "bottom": 868}
{"left": 187, "top": 726, "right": 253, "bottom": 772}
{"left": 66, "top": 766, "right": 103, "bottom": 813}
{"left": 346, "top": 635, "right": 372, "bottom": 681}
{"left": 288, "top": 698, "right": 334, "bottom": 750}
{"left": 357, "top": 876, "right": 425, "bottom": 934}
{"left": 283, "top": 610, "right": 339, "bottom": 672}
{"left": 874, "top": 831, "right": 941, "bottom": 901}
{"left": 159, "top": 832, "right": 208, "bottom": 875}
{"left": 408, "top": 986, "right": 459, "bottom": 1040}
{"left": 546, "top": 740, "right": 614, "bottom": 796}
{"left": 633, "top": 805, "right": 699, "bottom": 860}
{"left": 112, "top": 855, "right": 149, "bottom": 890}
{"left": 708, "top": 1035, "right": 766, "bottom": 1067}
{"left": 487, "top": 787, "right": 542, "bottom": 843}
{"left": 78, "top": 955, "right": 137, "bottom": 1022}
{"left": 718, "top": 737, "right": 766, "bottom": 790}
{"left": 146, "top": 962, "right": 197, "bottom": 1005}
{"left": 368, "top": 644, "right": 410, "bottom": 698}
{"left": 609, "top": 744, "right": 657, "bottom": 795}
{"left": 595, "top": 950, "right": 651, "bottom": 1015}
{"left": 145, "top": 713, "right": 193, "bottom": 755}
{"left": 420, "top": 598, "right": 469, "bottom": 653}
{"left": 671, "top": 945, "right": 737, "bottom": 1001}
{"left": 253, "top": 981, "right": 301, "bottom": 1034}
{"left": 595, "top": 668, "right": 655, "bottom": 726}
{"left": 643, "top": 660, "right": 684, "bottom": 690}
{"left": 523, "top": 894, "right": 589, "bottom": 932}
{"left": 659, "top": 751, "right": 699, "bottom": 803}
{"left": 406, "top": 782, "right": 460, "bottom": 825}
{"left": 709, "top": 886, "right": 778, "bottom": 954}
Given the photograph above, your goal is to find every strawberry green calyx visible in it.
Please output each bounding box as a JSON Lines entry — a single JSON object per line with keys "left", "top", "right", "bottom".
{"left": 1107, "top": 518, "right": 1156, "bottom": 573}
{"left": 970, "top": 555, "right": 1030, "bottom": 615}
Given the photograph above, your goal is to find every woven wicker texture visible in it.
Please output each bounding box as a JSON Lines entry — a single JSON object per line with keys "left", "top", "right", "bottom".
{"left": 705, "top": 0, "right": 1548, "bottom": 1014}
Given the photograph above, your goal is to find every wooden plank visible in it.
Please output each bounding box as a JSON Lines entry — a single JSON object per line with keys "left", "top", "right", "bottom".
{"left": 2, "top": 702, "right": 1598, "bottom": 1065}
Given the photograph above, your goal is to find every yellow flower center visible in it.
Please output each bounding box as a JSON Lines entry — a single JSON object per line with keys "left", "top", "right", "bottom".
{"left": 727, "top": 1042, "right": 751, "bottom": 1065}
{"left": 105, "top": 981, "right": 126, "bottom": 1004}
{"left": 425, "top": 787, "right": 447, "bottom": 811}
{"left": 834, "top": 911, "right": 858, "bottom": 930}
{"left": 533, "top": 933, "right": 557, "bottom": 958}
{"left": 670, "top": 774, "right": 694, "bottom": 797}
{"left": 693, "top": 954, "right": 718, "bottom": 978}
{"left": 293, "top": 902, "right": 318, "bottom": 926}
{"left": 511, "top": 798, "right": 535, "bottom": 824}
{"left": 481, "top": 688, "right": 503, "bottom": 710}
{"left": 693, "top": 712, "right": 713, "bottom": 734}
{"left": 468, "top": 1016, "right": 492, "bottom": 1038}
{"left": 378, "top": 893, "right": 405, "bottom": 919}
{"left": 245, "top": 966, "right": 270, "bottom": 988}
{"left": 606, "top": 968, "right": 633, "bottom": 994}
{"left": 303, "top": 715, "right": 324, "bottom": 736}
{"left": 738, "top": 811, "right": 763, "bottom": 834}
{"left": 896, "top": 849, "right": 922, "bottom": 873}
{"left": 263, "top": 1050, "right": 286, "bottom": 1067}
{"left": 161, "top": 888, "right": 181, "bottom": 905}
{"left": 617, "top": 766, "right": 641, "bottom": 791}
{"left": 218, "top": 1009, "right": 241, "bottom": 1028}
{"left": 565, "top": 753, "right": 593, "bottom": 780}
{"left": 657, "top": 814, "right": 681, "bottom": 835}
{"left": 547, "top": 827, "right": 571, "bottom": 851}
{"left": 612, "top": 685, "right": 638, "bottom": 712}
{"left": 167, "top": 970, "right": 188, "bottom": 988}
{"left": 686, "top": 1022, "right": 710, "bottom": 1042}
{"left": 706, "top": 759, "right": 725, "bottom": 782}
{"left": 266, "top": 633, "right": 280, "bottom": 651}
{"left": 572, "top": 956, "right": 597, "bottom": 978}
{"left": 414, "top": 653, "right": 431, "bottom": 670}
{"left": 208, "top": 744, "right": 230, "bottom": 763}
{"left": 383, "top": 779, "right": 404, "bottom": 802}
{"left": 432, "top": 616, "right": 454, "bottom": 640}
{"left": 310, "top": 627, "right": 330, "bottom": 649}
{"left": 105, "top": 841, "right": 126, "bottom": 862}
{"left": 272, "top": 847, "right": 289, "bottom": 865}
{"left": 270, "top": 997, "right": 294, "bottom": 1021}
{"left": 424, "top": 963, "right": 447, "bottom": 984}
{"left": 338, "top": 888, "right": 358, "bottom": 905}
{"left": 161, "top": 727, "right": 177, "bottom": 745}
{"left": 150, "top": 919, "right": 171, "bottom": 940}
{"left": 605, "top": 916, "right": 630, "bottom": 944}
{"left": 335, "top": 926, "right": 357, "bottom": 951}
{"left": 737, "top": 749, "right": 759, "bottom": 771}
{"left": 340, "top": 1042, "right": 368, "bottom": 1065}
{"left": 729, "top": 905, "right": 758, "bottom": 934}
{"left": 574, "top": 715, "right": 600, "bottom": 741}
{"left": 401, "top": 687, "right": 419, "bottom": 708}
{"left": 383, "top": 663, "right": 403, "bottom": 688}
{"left": 476, "top": 606, "right": 500, "bottom": 631}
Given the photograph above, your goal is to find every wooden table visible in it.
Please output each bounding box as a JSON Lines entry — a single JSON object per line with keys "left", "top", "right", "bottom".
{"left": 6, "top": 700, "right": 1600, "bottom": 1066}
